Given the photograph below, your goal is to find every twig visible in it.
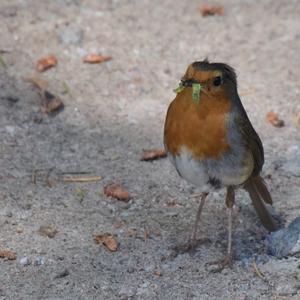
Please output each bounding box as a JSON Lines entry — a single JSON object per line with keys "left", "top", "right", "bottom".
{"left": 31, "top": 169, "right": 38, "bottom": 184}
{"left": 144, "top": 228, "right": 149, "bottom": 242}
{"left": 190, "top": 193, "right": 203, "bottom": 198}
{"left": 253, "top": 261, "right": 265, "bottom": 279}
{"left": 63, "top": 176, "right": 102, "bottom": 183}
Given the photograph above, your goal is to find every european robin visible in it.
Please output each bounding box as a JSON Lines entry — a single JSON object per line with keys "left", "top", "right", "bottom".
{"left": 164, "top": 60, "right": 277, "bottom": 270}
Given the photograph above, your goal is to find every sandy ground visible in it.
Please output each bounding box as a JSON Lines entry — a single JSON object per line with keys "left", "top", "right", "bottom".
{"left": 1, "top": 0, "right": 300, "bottom": 299}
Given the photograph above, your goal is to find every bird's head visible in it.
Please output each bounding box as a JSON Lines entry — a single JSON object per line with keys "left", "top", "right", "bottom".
{"left": 178, "top": 59, "right": 238, "bottom": 102}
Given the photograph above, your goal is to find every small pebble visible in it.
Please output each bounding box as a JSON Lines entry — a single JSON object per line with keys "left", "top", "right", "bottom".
{"left": 267, "top": 217, "right": 300, "bottom": 258}
{"left": 16, "top": 225, "right": 23, "bottom": 233}
{"left": 38, "top": 225, "right": 58, "bottom": 238}
{"left": 5, "top": 211, "right": 13, "bottom": 218}
{"left": 136, "top": 282, "right": 155, "bottom": 297}
{"left": 276, "top": 282, "right": 298, "bottom": 296}
{"left": 281, "top": 149, "right": 300, "bottom": 176}
{"left": 141, "top": 282, "right": 149, "bottom": 288}
{"left": 21, "top": 203, "right": 32, "bottom": 210}
{"left": 54, "top": 268, "right": 69, "bottom": 279}
{"left": 144, "top": 264, "right": 155, "bottom": 272}
{"left": 34, "top": 256, "right": 45, "bottom": 266}
{"left": 20, "top": 256, "right": 31, "bottom": 266}
{"left": 5, "top": 125, "right": 16, "bottom": 135}
{"left": 119, "top": 286, "right": 136, "bottom": 298}
{"left": 255, "top": 254, "right": 270, "bottom": 264}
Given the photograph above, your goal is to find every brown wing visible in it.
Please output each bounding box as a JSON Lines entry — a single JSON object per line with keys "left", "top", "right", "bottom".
{"left": 236, "top": 99, "right": 277, "bottom": 231}
{"left": 236, "top": 110, "right": 264, "bottom": 176}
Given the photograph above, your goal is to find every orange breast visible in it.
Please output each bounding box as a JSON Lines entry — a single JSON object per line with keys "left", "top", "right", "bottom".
{"left": 164, "top": 88, "right": 231, "bottom": 160}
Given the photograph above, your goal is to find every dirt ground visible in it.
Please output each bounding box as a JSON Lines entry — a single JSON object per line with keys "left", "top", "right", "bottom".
{"left": 1, "top": 0, "right": 300, "bottom": 299}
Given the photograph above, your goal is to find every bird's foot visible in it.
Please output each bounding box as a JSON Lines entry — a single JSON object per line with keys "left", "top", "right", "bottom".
{"left": 206, "top": 253, "right": 233, "bottom": 272}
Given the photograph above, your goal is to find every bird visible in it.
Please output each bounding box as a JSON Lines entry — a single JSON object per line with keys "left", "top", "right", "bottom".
{"left": 163, "top": 60, "right": 277, "bottom": 270}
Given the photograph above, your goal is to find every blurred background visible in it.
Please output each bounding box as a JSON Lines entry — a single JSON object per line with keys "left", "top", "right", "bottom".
{"left": 0, "top": 1, "right": 300, "bottom": 299}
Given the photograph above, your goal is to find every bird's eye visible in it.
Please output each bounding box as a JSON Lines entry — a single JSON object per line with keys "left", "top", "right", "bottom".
{"left": 213, "top": 76, "right": 222, "bottom": 87}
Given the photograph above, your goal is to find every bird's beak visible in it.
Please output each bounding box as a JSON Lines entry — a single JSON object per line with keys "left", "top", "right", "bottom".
{"left": 173, "top": 79, "right": 202, "bottom": 104}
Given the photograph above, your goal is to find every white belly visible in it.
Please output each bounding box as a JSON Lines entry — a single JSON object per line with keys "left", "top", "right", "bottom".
{"left": 168, "top": 146, "right": 253, "bottom": 190}
{"left": 169, "top": 149, "right": 209, "bottom": 187}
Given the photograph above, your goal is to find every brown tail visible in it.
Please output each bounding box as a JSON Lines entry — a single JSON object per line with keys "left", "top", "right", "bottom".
{"left": 244, "top": 176, "right": 277, "bottom": 232}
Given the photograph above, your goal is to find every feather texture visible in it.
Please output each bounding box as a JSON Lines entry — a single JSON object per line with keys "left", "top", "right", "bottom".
{"left": 244, "top": 176, "right": 277, "bottom": 231}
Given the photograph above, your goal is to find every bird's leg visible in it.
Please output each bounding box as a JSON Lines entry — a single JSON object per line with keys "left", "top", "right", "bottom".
{"left": 172, "top": 192, "right": 208, "bottom": 254}
{"left": 189, "top": 192, "right": 209, "bottom": 247}
{"left": 208, "top": 186, "right": 235, "bottom": 272}
{"left": 225, "top": 186, "right": 234, "bottom": 260}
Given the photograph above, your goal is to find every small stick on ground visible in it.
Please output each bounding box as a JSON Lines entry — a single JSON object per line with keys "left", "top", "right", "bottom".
{"left": 32, "top": 169, "right": 38, "bottom": 184}
{"left": 190, "top": 192, "right": 203, "bottom": 198}
{"left": 253, "top": 261, "right": 265, "bottom": 279}
{"left": 63, "top": 176, "right": 102, "bottom": 183}
{"left": 144, "top": 228, "right": 149, "bottom": 242}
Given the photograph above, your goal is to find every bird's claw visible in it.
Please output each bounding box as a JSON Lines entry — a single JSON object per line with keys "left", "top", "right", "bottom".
{"left": 206, "top": 253, "right": 233, "bottom": 272}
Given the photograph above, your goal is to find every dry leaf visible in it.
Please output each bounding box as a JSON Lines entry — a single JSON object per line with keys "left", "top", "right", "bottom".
{"left": 25, "top": 76, "right": 64, "bottom": 116}
{"left": 83, "top": 54, "right": 112, "bottom": 64}
{"left": 38, "top": 225, "right": 58, "bottom": 238}
{"left": 40, "top": 90, "right": 64, "bottom": 115}
{"left": 37, "top": 55, "right": 57, "bottom": 72}
{"left": 154, "top": 270, "right": 162, "bottom": 277}
{"left": 266, "top": 111, "right": 285, "bottom": 127}
{"left": 93, "top": 234, "right": 118, "bottom": 252}
{"left": 140, "top": 149, "right": 167, "bottom": 161}
{"left": 199, "top": 4, "right": 224, "bottom": 16}
{"left": 103, "top": 184, "right": 130, "bottom": 202}
{"left": 0, "top": 250, "right": 17, "bottom": 260}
